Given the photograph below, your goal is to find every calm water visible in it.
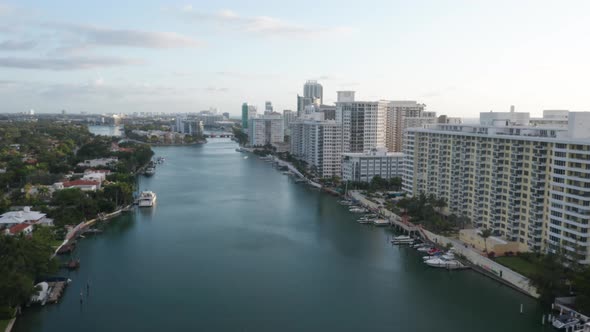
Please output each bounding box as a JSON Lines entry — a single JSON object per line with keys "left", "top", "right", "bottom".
{"left": 88, "top": 125, "right": 123, "bottom": 137}
{"left": 15, "top": 139, "right": 550, "bottom": 332}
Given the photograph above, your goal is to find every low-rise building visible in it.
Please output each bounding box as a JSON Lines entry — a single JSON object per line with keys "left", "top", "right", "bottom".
{"left": 0, "top": 207, "right": 52, "bottom": 227}
{"left": 341, "top": 148, "right": 404, "bottom": 182}
{"left": 5, "top": 223, "right": 34, "bottom": 236}
{"left": 77, "top": 157, "right": 118, "bottom": 168}
{"left": 57, "top": 180, "right": 101, "bottom": 191}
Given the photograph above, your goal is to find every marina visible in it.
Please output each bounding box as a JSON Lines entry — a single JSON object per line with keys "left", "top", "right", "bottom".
{"left": 13, "top": 140, "right": 549, "bottom": 332}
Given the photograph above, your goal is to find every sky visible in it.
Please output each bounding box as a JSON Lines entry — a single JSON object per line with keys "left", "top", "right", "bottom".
{"left": 0, "top": 0, "right": 589, "bottom": 117}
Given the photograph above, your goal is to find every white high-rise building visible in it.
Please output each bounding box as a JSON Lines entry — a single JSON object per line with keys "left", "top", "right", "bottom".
{"left": 336, "top": 98, "right": 388, "bottom": 153}
{"left": 385, "top": 101, "right": 436, "bottom": 152}
{"left": 403, "top": 110, "right": 590, "bottom": 264}
{"left": 265, "top": 101, "right": 273, "bottom": 114}
{"left": 248, "top": 113, "right": 284, "bottom": 147}
{"left": 290, "top": 113, "right": 343, "bottom": 178}
{"left": 248, "top": 105, "right": 258, "bottom": 121}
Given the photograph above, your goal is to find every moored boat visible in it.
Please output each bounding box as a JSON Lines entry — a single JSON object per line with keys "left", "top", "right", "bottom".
{"left": 138, "top": 191, "right": 157, "bottom": 207}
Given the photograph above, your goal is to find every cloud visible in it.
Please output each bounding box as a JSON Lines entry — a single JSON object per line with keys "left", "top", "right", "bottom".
{"left": 179, "top": 8, "right": 352, "bottom": 38}
{"left": 49, "top": 23, "right": 202, "bottom": 50}
{"left": 0, "top": 56, "right": 143, "bottom": 70}
{"left": 0, "top": 40, "right": 37, "bottom": 51}
{"left": 204, "top": 86, "right": 229, "bottom": 92}
{"left": 216, "top": 71, "right": 277, "bottom": 79}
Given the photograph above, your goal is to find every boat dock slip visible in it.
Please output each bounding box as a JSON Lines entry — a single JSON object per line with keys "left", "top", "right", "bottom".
{"left": 47, "top": 281, "right": 68, "bottom": 304}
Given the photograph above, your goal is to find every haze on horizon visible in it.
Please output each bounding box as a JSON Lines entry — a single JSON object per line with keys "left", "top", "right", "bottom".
{"left": 0, "top": 0, "right": 589, "bottom": 118}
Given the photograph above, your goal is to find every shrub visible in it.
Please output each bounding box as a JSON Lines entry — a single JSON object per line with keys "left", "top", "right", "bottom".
{"left": 487, "top": 251, "right": 496, "bottom": 259}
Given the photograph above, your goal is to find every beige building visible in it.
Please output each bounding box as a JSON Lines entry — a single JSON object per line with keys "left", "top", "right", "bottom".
{"left": 404, "top": 110, "right": 590, "bottom": 264}
{"left": 385, "top": 101, "right": 436, "bottom": 152}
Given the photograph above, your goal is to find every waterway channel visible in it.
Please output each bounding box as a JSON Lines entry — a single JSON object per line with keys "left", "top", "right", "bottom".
{"left": 14, "top": 139, "right": 550, "bottom": 331}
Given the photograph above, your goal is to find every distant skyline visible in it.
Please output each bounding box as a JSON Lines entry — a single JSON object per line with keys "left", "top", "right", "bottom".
{"left": 0, "top": 0, "right": 589, "bottom": 117}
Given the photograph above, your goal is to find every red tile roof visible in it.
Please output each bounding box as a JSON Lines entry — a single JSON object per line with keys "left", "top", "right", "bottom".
{"left": 63, "top": 180, "right": 100, "bottom": 187}
{"left": 9, "top": 223, "right": 32, "bottom": 234}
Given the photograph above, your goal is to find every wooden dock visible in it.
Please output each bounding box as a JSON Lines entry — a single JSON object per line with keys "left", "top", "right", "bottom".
{"left": 47, "top": 281, "right": 67, "bottom": 304}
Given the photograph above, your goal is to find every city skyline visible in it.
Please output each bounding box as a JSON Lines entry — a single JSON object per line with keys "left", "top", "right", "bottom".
{"left": 1, "top": 0, "right": 590, "bottom": 117}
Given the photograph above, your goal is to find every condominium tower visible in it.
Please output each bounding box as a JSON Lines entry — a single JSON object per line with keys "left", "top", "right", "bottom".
{"left": 403, "top": 110, "right": 590, "bottom": 264}
{"left": 385, "top": 101, "right": 436, "bottom": 152}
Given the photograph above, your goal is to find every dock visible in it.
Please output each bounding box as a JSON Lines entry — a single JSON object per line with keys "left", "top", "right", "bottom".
{"left": 46, "top": 281, "right": 68, "bottom": 304}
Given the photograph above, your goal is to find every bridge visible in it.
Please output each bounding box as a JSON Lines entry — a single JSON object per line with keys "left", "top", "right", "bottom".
{"left": 203, "top": 131, "right": 234, "bottom": 138}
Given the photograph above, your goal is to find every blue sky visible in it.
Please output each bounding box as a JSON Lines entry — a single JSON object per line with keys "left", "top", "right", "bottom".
{"left": 0, "top": 0, "right": 589, "bottom": 117}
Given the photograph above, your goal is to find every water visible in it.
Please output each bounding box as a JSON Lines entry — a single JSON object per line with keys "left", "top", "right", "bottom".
{"left": 88, "top": 125, "right": 123, "bottom": 137}
{"left": 15, "top": 139, "right": 550, "bottom": 332}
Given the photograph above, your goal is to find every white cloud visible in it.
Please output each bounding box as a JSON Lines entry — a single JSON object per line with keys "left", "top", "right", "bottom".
{"left": 0, "top": 56, "right": 143, "bottom": 70}
{"left": 180, "top": 8, "right": 352, "bottom": 38}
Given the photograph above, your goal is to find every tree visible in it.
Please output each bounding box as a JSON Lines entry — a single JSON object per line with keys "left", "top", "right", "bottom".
{"left": 479, "top": 228, "right": 493, "bottom": 253}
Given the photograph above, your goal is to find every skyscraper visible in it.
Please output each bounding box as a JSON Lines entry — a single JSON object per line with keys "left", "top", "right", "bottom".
{"left": 304, "top": 80, "right": 323, "bottom": 105}
{"left": 241, "top": 103, "right": 249, "bottom": 128}
{"left": 385, "top": 101, "right": 436, "bottom": 152}
{"left": 265, "top": 101, "right": 273, "bottom": 114}
{"left": 336, "top": 97, "right": 388, "bottom": 153}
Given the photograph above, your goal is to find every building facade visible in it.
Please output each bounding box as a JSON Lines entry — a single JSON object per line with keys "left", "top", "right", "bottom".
{"left": 248, "top": 113, "right": 284, "bottom": 147}
{"left": 385, "top": 101, "right": 436, "bottom": 152}
{"left": 290, "top": 117, "right": 342, "bottom": 178}
{"left": 403, "top": 110, "right": 590, "bottom": 264}
{"left": 303, "top": 80, "right": 323, "bottom": 105}
{"left": 242, "top": 103, "right": 249, "bottom": 128}
{"left": 336, "top": 99, "right": 387, "bottom": 153}
{"left": 283, "top": 110, "right": 296, "bottom": 137}
{"left": 342, "top": 148, "right": 404, "bottom": 182}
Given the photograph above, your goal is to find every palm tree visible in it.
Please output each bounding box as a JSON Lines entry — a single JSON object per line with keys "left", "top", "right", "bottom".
{"left": 479, "top": 228, "right": 493, "bottom": 253}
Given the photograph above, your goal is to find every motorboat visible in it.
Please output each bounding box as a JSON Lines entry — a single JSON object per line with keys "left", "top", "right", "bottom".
{"left": 30, "top": 282, "right": 49, "bottom": 306}
{"left": 423, "top": 252, "right": 443, "bottom": 260}
{"left": 138, "top": 191, "right": 157, "bottom": 207}
{"left": 349, "top": 208, "right": 367, "bottom": 213}
{"left": 417, "top": 246, "right": 435, "bottom": 252}
{"left": 358, "top": 219, "right": 372, "bottom": 224}
{"left": 391, "top": 235, "right": 414, "bottom": 245}
{"left": 552, "top": 315, "right": 580, "bottom": 330}
{"left": 144, "top": 166, "right": 156, "bottom": 176}
{"left": 372, "top": 219, "right": 390, "bottom": 227}
{"left": 424, "top": 257, "right": 463, "bottom": 269}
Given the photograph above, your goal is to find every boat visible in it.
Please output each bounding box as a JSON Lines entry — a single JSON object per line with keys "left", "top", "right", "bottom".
{"left": 349, "top": 207, "right": 367, "bottom": 213}
{"left": 244, "top": 156, "right": 248, "bottom": 159}
{"left": 358, "top": 220, "right": 372, "bottom": 224}
{"left": 138, "top": 191, "right": 157, "bottom": 207}
{"left": 372, "top": 219, "right": 390, "bottom": 226}
{"left": 424, "top": 257, "right": 463, "bottom": 269}
{"left": 391, "top": 235, "right": 414, "bottom": 245}
{"left": 29, "top": 282, "right": 50, "bottom": 306}
{"left": 417, "top": 246, "right": 435, "bottom": 253}
{"left": 144, "top": 166, "right": 156, "bottom": 176}
{"left": 552, "top": 315, "right": 580, "bottom": 330}
{"left": 423, "top": 252, "right": 443, "bottom": 260}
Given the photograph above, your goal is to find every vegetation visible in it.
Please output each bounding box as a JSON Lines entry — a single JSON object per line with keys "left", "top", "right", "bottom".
{"left": 232, "top": 126, "right": 248, "bottom": 146}
{"left": 495, "top": 256, "right": 541, "bottom": 278}
{"left": 0, "top": 227, "right": 59, "bottom": 310}
{"left": 342, "top": 176, "right": 402, "bottom": 192}
{"left": 396, "top": 193, "right": 465, "bottom": 234}
{"left": 479, "top": 228, "right": 493, "bottom": 253}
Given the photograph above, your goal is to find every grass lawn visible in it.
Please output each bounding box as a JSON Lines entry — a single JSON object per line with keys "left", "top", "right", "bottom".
{"left": 495, "top": 256, "right": 540, "bottom": 278}
{"left": 0, "top": 318, "right": 12, "bottom": 331}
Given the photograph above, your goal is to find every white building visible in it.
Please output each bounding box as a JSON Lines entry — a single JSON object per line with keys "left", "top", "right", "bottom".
{"left": 342, "top": 148, "right": 404, "bottom": 182}
{"left": 290, "top": 114, "right": 342, "bottom": 178}
{"left": 0, "top": 207, "right": 52, "bottom": 227}
{"left": 385, "top": 101, "right": 436, "bottom": 152}
{"left": 304, "top": 80, "right": 323, "bottom": 105}
{"left": 336, "top": 95, "right": 388, "bottom": 153}
{"left": 77, "top": 157, "right": 118, "bottom": 168}
{"left": 403, "top": 109, "right": 590, "bottom": 264}
{"left": 248, "top": 113, "right": 284, "bottom": 147}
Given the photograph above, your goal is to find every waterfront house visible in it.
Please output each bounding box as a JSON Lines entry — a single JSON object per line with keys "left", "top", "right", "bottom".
{"left": 76, "top": 157, "right": 118, "bottom": 168}
{"left": 58, "top": 179, "right": 101, "bottom": 192}
{"left": 0, "top": 206, "right": 52, "bottom": 228}
{"left": 5, "top": 223, "right": 33, "bottom": 236}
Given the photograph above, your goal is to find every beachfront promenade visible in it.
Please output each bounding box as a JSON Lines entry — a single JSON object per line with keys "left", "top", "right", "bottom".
{"left": 349, "top": 190, "right": 539, "bottom": 298}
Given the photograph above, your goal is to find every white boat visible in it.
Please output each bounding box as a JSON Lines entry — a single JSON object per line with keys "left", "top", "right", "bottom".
{"left": 372, "top": 219, "right": 390, "bottom": 226}
{"left": 417, "top": 246, "right": 435, "bottom": 252}
{"left": 349, "top": 208, "right": 367, "bottom": 213}
{"left": 391, "top": 235, "right": 414, "bottom": 244}
{"left": 552, "top": 315, "right": 580, "bottom": 330}
{"left": 138, "top": 191, "right": 157, "bottom": 207}
{"left": 424, "top": 257, "right": 463, "bottom": 269}
{"left": 30, "top": 282, "right": 49, "bottom": 306}
{"left": 144, "top": 166, "right": 155, "bottom": 176}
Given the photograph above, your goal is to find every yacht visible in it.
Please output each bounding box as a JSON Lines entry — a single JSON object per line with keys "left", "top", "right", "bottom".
{"left": 391, "top": 235, "right": 414, "bottom": 245}
{"left": 138, "top": 191, "right": 157, "bottom": 207}
{"left": 424, "top": 257, "right": 462, "bottom": 269}
{"left": 144, "top": 166, "right": 156, "bottom": 176}
{"left": 552, "top": 315, "right": 580, "bottom": 330}
{"left": 372, "top": 219, "right": 390, "bottom": 227}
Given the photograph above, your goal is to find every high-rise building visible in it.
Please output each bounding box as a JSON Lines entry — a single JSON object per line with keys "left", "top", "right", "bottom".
{"left": 248, "top": 105, "right": 258, "bottom": 122}
{"left": 403, "top": 110, "right": 590, "bottom": 264}
{"left": 297, "top": 95, "right": 312, "bottom": 117}
{"left": 304, "top": 80, "right": 323, "bottom": 105}
{"left": 283, "top": 110, "right": 296, "bottom": 137}
{"left": 265, "top": 101, "right": 273, "bottom": 114}
{"left": 241, "top": 103, "right": 249, "bottom": 128}
{"left": 336, "top": 99, "right": 388, "bottom": 153}
{"left": 290, "top": 114, "right": 342, "bottom": 178}
{"left": 175, "top": 117, "right": 204, "bottom": 136}
{"left": 248, "top": 113, "right": 284, "bottom": 147}
{"left": 222, "top": 112, "right": 230, "bottom": 120}
{"left": 385, "top": 101, "right": 436, "bottom": 152}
